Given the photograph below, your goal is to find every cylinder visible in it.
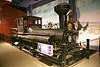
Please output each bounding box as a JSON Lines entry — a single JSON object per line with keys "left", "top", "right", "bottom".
{"left": 30, "top": 29, "right": 64, "bottom": 40}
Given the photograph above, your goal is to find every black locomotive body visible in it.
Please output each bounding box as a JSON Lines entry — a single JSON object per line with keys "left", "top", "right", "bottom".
{"left": 11, "top": 2, "right": 93, "bottom": 67}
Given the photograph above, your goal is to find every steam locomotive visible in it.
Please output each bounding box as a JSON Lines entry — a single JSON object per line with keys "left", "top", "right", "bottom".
{"left": 11, "top": 2, "right": 89, "bottom": 67}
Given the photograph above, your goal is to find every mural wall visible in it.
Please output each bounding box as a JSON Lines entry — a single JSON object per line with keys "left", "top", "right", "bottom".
{"left": 76, "top": 0, "right": 100, "bottom": 22}
{"left": 31, "top": 0, "right": 69, "bottom": 25}
{"left": 76, "top": 0, "right": 100, "bottom": 49}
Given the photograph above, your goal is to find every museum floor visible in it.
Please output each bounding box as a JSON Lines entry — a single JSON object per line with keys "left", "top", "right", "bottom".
{"left": 0, "top": 41, "right": 99, "bottom": 67}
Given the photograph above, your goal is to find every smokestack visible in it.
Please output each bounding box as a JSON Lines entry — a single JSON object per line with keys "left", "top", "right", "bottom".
{"left": 54, "top": 2, "right": 71, "bottom": 29}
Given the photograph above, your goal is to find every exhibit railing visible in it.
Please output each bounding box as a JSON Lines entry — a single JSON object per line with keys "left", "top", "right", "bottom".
{"left": 79, "top": 37, "right": 100, "bottom": 51}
